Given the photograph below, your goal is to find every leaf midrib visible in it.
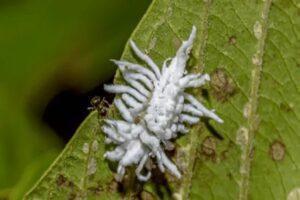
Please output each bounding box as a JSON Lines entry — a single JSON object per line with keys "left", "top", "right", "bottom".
{"left": 238, "top": 0, "right": 273, "bottom": 199}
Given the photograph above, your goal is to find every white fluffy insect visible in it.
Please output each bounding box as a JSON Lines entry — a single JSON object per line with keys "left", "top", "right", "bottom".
{"left": 102, "top": 26, "right": 223, "bottom": 182}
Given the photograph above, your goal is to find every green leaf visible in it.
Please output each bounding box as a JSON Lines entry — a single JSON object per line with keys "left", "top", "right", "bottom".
{"left": 26, "top": 0, "right": 300, "bottom": 199}
{"left": 25, "top": 112, "right": 121, "bottom": 199}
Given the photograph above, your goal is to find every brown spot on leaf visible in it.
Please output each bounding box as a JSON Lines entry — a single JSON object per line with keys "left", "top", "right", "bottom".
{"left": 210, "top": 68, "right": 236, "bottom": 102}
{"left": 56, "top": 174, "right": 75, "bottom": 189}
{"left": 228, "top": 35, "right": 237, "bottom": 45}
{"left": 57, "top": 174, "right": 76, "bottom": 189}
{"left": 56, "top": 174, "right": 67, "bottom": 187}
{"left": 201, "top": 136, "right": 217, "bottom": 161}
{"left": 269, "top": 140, "right": 285, "bottom": 161}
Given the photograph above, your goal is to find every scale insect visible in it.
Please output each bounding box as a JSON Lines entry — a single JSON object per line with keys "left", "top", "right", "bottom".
{"left": 102, "top": 26, "right": 223, "bottom": 181}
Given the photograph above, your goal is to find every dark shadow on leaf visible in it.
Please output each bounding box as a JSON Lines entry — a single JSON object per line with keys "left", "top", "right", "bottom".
{"left": 203, "top": 118, "right": 224, "bottom": 140}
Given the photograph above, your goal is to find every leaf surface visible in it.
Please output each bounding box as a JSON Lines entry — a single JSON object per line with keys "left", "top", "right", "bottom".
{"left": 25, "top": 112, "right": 121, "bottom": 199}
{"left": 26, "top": 0, "right": 300, "bottom": 199}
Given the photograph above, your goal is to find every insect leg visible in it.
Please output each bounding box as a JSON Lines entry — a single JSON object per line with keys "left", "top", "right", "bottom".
{"left": 179, "top": 114, "right": 199, "bottom": 124}
{"left": 114, "top": 98, "right": 134, "bottom": 123}
{"left": 121, "top": 94, "right": 143, "bottom": 110}
{"left": 126, "top": 73, "right": 153, "bottom": 90}
{"left": 177, "top": 124, "right": 189, "bottom": 134}
{"left": 123, "top": 74, "right": 150, "bottom": 97}
{"left": 111, "top": 59, "right": 157, "bottom": 82}
{"left": 161, "top": 151, "right": 181, "bottom": 179}
{"left": 105, "top": 119, "right": 131, "bottom": 132}
{"left": 102, "top": 125, "right": 125, "bottom": 143}
{"left": 179, "top": 74, "right": 201, "bottom": 87}
{"left": 104, "top": 147, "right": 125, "bottom": 161}
{"left": 184, "top": 93, "right": 224, "bottom": 123}
{"left": 179, "top": 73, "right": 210, "bottom": 88}
{"left": 139, "top": 131, "right": 165, "bottom": 172}
{"left": 129, "top": 40, "right": 161, "bottom": 79}
{"left": 173, "top": 26, "right": 197, "bottom": 71}
{"left": 185, "top": 74, "right": 210, "bottom": 88}
{"left": 135, "top": 154, "right": 151, "bottom": 181}
{"left": 183, "top": 103, "right": 203, "bottom": 116}
{"left": 104, "top": 84, "right": 147, "bottom": 102}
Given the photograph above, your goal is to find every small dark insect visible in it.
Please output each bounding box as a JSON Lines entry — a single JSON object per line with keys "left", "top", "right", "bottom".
{"left": 88, "top": 96, "right": 110, "bottom": 117}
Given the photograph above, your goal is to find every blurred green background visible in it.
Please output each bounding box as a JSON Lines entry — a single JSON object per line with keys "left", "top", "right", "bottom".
{"left": 0, "top": 0, "right": 149, "bottom": 198}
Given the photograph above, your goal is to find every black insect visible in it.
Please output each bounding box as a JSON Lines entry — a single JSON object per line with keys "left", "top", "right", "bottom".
{"left": 88, "top": 96, "right": 110, "bottom": 117}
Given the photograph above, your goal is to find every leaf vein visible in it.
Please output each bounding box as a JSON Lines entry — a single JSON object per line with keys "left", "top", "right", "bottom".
{"left": 238, "top": 0, "right": 273, "bottom": 199}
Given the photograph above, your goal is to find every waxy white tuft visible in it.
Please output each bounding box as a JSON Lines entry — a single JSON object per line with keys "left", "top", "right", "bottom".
{"left": 102, "top": 26, "right": 223, "bottom": 181}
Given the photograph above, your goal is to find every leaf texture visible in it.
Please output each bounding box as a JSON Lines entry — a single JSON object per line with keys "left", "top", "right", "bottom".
{"left": 25, "top": 112, "right": 121, "bottom": 199}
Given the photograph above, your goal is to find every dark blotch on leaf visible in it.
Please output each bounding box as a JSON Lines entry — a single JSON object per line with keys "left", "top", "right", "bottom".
{"left": 280, "top": 102, "right": 294, "bottom": 112}
{"left": 56, "top": 174, "right": 67, "bottom": 187}
{"left": 210, "top": 68, "right": 236, "bottom": 102}
{"left": 227, "top": 172, "right": 233, "bottom": 180}
{"left": 56, "top": 174, "right": 75, "bottom": 188}
{"left": 269, "top": 140, "right": 285, "bottom": 161}
{"left": 228, "top": 35, "right": 237, "bottom": 45}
